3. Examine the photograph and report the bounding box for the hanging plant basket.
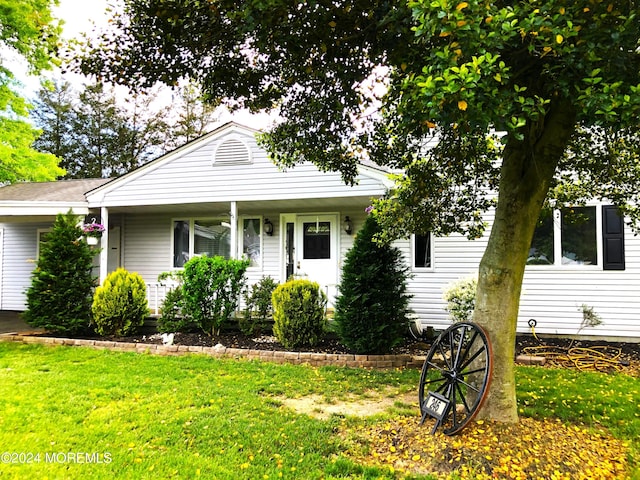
[86,236,99,245]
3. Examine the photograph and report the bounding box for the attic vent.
[213,138,252,165]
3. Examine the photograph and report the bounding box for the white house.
[1,122,638,340]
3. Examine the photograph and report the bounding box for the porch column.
[99,206,109,284]
[230,201,238,259]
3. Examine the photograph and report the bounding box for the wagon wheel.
[418,322,492,435]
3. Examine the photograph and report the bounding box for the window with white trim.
[413,233,432,269]
[241,217,262,267]
[36,228,51,259]
[172,218,232,268]
[527,205,625,269]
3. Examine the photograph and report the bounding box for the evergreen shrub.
[272,279,327,349]
[182,256,250,336]
[92,268,149,336]
[23,211,98,335]
[240,276,278,335]
[334,215,412,354]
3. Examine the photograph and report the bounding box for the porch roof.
[0,178,111,218]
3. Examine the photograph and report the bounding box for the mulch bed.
[34,328,640,375]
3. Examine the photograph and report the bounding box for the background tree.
[23,211,97,335]
[167,83,219,149]
[76,1,640,423]
[334,214,412,354]
[32,79,218,178]
[0,0,64,183]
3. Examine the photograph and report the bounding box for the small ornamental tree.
[92,268,149,336]
[334,215,412,354]
[182,256,250,336]
[24,211,97,335]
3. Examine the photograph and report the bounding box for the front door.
[293,215,339,304]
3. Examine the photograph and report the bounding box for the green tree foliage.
[182,256,250,336]
[0,0,64,183]
[77,0,640,422]
[23,211,97,334]
[32,80,172,178]
[272,279,327,350]
[92,268,149,336]
[334,215,411,354]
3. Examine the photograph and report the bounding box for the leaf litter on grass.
[340,416,629,479]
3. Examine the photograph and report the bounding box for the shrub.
[156,271,197,333]
[333,215,412,354]
[92,268,149,336]
[443,276,477,323]
[182,256,250,336]
[23,211,98,335]
[240,276,278,335]
[272,279,327,349]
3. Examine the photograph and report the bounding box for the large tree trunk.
[474,99,577,422]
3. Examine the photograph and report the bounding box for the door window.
[303,222,331,259]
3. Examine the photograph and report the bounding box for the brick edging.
[0,333,424,369]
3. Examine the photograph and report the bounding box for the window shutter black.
[602,205,625,270]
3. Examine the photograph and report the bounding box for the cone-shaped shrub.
[272,279,327,349]
[24,211,97,335]
[92,268,148,336]
[334,215,412,354]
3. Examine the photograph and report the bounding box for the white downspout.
[99,206,109,284]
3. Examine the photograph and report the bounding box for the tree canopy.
[76,0,640,422]
[0,0,65,183]
[31,79,219,178]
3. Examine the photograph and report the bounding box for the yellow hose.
[522,345,624,372]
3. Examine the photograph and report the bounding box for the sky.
[16,0,273,129]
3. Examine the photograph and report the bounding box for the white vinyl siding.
[406,212,640,339]
[0,222,50,310]
[87,129,385,208]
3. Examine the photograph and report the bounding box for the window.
[36,229,51,259]
[303,221,331,259]
[242,218,262,267]
[173,219,232,268]
[413,234,432,269]
[527,205,624,269]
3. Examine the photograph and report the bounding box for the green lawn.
[0,343,637,479]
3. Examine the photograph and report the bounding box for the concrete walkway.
[0,311,42,334]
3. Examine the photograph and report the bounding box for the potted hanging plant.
[82,222,105,245]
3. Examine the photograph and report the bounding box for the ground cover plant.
[0,343,637,479]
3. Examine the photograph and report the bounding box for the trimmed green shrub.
[182,256,250,336]
[240,276,278,335]
[156,271,197,333]
[24,211,98,335]
[443,276,477,323]
[92,268,149,336]
[272,279,327,349]
[333,215,412,354]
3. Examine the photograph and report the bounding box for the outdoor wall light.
[264,218,274,236]
[343,216,353,235]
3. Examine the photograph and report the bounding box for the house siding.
[405,215,640,339]
[0,221,48,310]
[90,129,384,208]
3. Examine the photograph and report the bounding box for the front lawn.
[0,343,637,479]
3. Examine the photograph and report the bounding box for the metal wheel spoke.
[459,345,486,371]
[454,382,472,414]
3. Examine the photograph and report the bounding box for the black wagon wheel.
[418,322,492,435]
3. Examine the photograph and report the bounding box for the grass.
[0,342,638,479]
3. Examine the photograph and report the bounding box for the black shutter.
[602,205,625,270]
